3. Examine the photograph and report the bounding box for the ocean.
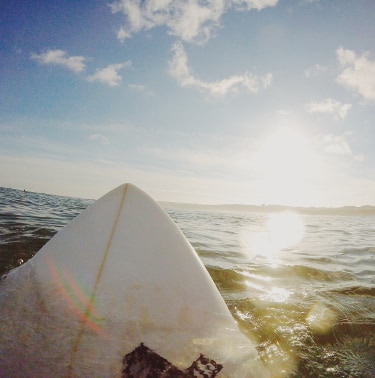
[0,186,374,377]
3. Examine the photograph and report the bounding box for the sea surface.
[0,187,374,377]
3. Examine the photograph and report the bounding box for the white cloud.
[322,133,352,155]
[110,0,278,44]
[117,26,132,43]
[31,49,87,73]
[87,61,132,87]
[168,41,272,96]
[336,48,356,66]
[306,98,352,120]
[336,47,375,101]
[31,49,132,87]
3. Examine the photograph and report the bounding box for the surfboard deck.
[0,183,268,377]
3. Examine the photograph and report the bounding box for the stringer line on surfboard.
[67,183,129,377]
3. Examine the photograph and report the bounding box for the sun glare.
[257,128,313,176]
[254,127,316,206]
[242,212,305,262]
[266,212,305,250]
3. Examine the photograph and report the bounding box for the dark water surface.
[0,187,374,377]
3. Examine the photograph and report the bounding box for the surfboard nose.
[0,183,269,377]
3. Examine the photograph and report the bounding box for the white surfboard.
[0,183,268,377]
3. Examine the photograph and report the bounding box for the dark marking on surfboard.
[122,343,223,377]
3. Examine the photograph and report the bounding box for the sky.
[1,0,375,207]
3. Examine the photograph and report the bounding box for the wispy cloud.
[31,48,131,87]
[110,0,278,44]
[116,26,132,43]
[323,133,352,155]
[336,47,375,102]
[320,132,365,162]
[300,0,321,4]
[142,145,236,173]
[304,63,327,78]
[232,0,279,9]
[31,49,87,73]
[88,134,110,144]
[305,98,352,120]
[87,61,132,87]
[168,41,272,97]
[128,83,155,96]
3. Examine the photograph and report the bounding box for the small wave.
[0,238,50,276]
[290,265,354,282]
[305,256,333,264]
[207,267,248,294]
[330,285,375,297]
[235,264,355,284]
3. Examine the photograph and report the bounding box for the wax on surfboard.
[0,183,269,377]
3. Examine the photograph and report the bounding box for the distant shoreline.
[3,186,375,216]
[160,202,375,216]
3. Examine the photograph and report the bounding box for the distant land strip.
[160,202,375,216]
[3,186,375,216]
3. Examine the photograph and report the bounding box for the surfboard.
[0,183,269,377]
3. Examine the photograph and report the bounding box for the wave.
[330,285,375,297]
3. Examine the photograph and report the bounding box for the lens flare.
[48,257,106,336]
[306,302,337,334]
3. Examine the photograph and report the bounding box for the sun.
[254,126,317,206]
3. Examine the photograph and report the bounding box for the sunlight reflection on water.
[260,287,292,303]
[241,212,305,262]
[238,212,307,376]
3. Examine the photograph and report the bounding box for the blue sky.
[1,0,375,206]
